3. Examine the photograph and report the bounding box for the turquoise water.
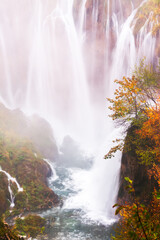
[41,166,116,240]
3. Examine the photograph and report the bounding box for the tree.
[107,62,160,239]
[112,176,160,240]
[136,105,160,165]
[105,61,160,159]
[107,60,160,126]
[107,76,146,125]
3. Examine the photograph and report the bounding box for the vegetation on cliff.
[15,215,46,238]
[107,61,160,239]
[0,214,46,239]
[0,104,59,238]
[133,0,160,36]
[0,127,59,216]
[0,218,24,240]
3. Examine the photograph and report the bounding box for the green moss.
[0,174,10,215]
[15,191,27,209]
[0,135,59,215]
[15,215,46,238]
[0,218,23,239]
[0,103,59,229]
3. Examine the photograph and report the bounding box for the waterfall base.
[41,165,117,240]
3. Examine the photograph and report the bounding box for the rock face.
[0,104,58,160]
[0,103,59,217]
[118,126,156,204]
[118,151,152,203]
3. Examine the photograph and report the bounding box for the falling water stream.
[0,167,23,208]
[0,0,157,239]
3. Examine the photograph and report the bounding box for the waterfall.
[43,158,58,182]
[0,0,157,224]
[0,167,23,208]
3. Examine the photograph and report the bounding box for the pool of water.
[41,165,116,240]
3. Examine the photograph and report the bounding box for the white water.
[64,128,122,224]
[0,0,157,224]
[44,158,58,182]
[0,166,23,208]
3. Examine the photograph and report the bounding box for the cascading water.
[44,158,58,182]
[0,0,158,238]
[0,167,23,208]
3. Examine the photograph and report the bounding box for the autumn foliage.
[108,62,160,239]
[136,106,160,164]
[107,60,160,126]
[107,76,145,123]
[135,0,160,36]
[112,171,160,240]
[105,61,160,160]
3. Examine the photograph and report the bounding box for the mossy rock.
[15,215,46,238]
[0,219,23,239]
[118,125,158,204]
[0,174,10,215]
[0,103,59,220]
